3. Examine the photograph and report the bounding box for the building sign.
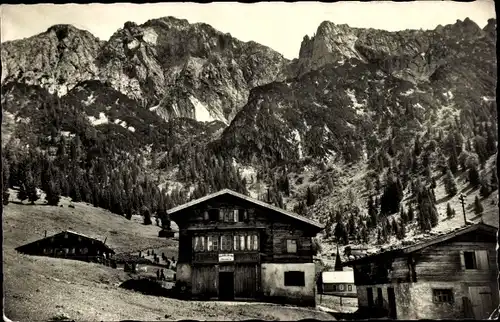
[219,253,234,262]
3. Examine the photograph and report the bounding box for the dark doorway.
[219,272,234,300]
[387,287,397,319]
[367,287,374,307]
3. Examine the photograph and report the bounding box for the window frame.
[284,271,306,287]
[464,251,477,270]
[432,288,454,304]
[286,239,298,253]
[348,284,352,291]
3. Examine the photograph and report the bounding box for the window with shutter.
[212,236,219,251]
[234,235,239,250]
[348,285,352,291]
[240,235,245,250]
[247,235,252,250]
[218,209,224,221]
[252,235,259,250]
[286,239,297,253]
[207,236,213,251]
[233,209,239,222]
[200,236,205,251]
[238,209,246,221]
[464,251,477,269]
[339,284,345,291]
[475,250,489,269]
[221,235,232,251]
[203,211,209,221]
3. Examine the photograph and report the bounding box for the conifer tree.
[474,196,484,215]
[45,181,61,206]
[444,169,458,196]
[446,203,455,219]
[490,169,498,191]
[408,204,415,222]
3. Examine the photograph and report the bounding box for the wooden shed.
[322,270,357,297]
[15,230,114,264]
[343,222,499,320]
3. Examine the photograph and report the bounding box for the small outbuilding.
[322,270,357,297]
[15,230,114,264]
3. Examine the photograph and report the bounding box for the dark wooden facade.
[16,230,115,264]
[169,189,323,306]
[343,223,499,320]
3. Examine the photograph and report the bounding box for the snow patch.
[189,95,228,125]
[88,112,108,126]
[127,39,140,50]
[128,127,135,133]
[482,96,496,102]
[346,89,366,115]
[292,129,303,159]
[142,28,158,45]
[60,131,75,138]
[149,104,160,112]
[82,94,96,106]
[443,91,454,100]
[400,88,414,97]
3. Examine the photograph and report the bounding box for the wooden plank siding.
[174,194,317,265]
[234,264,259,298]
[351,241,497,286]
[192,265,217,297]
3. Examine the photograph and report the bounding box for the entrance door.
[387,287,397,319]
[219,272,234,300]
[469,286,494,319]
[367,287,374,307]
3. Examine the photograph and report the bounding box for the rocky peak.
[293,17,489,83]
[1,24,102,96]
[483,18,496,40]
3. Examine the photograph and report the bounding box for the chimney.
[44,230,47,237]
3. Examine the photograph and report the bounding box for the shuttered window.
[207,236,214,251]
[233,235,240,250]
[252,235,259,250]
[240,235,246,250]
[460,250,489,270]
[286,239,297,253]
[221,235,232,251]
[233,209,239,222]
[238,209,247,221]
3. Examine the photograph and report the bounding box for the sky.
[0,1,496,60]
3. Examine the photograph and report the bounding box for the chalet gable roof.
[342,222,498,266]
[16,230,115,254]
[166,188,324,230]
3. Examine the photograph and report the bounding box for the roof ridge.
[167,189,324,229]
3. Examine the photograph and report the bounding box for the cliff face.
[291,18,491,85]
[1,24,104,96]
[2,17,290,124]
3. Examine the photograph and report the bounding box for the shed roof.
[322,271,355,284]
[167,188,324,230]
[16,230,115,254]
[342,222,498,266]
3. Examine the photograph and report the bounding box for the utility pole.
[458,194,467,226]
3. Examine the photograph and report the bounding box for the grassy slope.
[3,190,333,321]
